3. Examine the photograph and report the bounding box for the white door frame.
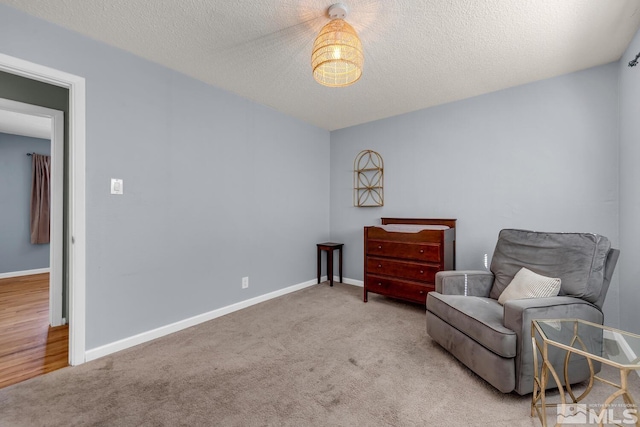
[0,99,64,327]
[0,53,86,365]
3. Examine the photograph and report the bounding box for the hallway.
[0,273,68,388]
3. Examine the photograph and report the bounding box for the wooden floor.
[0,273,68,389]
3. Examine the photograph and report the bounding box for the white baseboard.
[337,276,363,287]
[0,268,50,279]
[319,276,362,287]
[85,278,319,362]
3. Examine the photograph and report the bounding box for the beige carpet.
[0,282,637,426]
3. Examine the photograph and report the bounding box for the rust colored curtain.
[30,153,51,244]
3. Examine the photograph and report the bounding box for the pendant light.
[311,3,364,87]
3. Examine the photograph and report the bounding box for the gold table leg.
[592,369,639,427]
[532,333,568,427]
[564,326,595,404]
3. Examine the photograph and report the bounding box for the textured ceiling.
[2,0,640,131]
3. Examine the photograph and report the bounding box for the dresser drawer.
[367,240,441,263]
[366,274,434,304]
[366,257,438,283]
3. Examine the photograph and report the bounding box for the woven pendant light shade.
[311,18,363,87]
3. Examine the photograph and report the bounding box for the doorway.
[0,52,86,367]
[0,102,64,326]
[0,94,67,389]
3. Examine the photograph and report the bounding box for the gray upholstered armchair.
[426,229,619,395]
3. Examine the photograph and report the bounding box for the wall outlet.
[242,276,249,289]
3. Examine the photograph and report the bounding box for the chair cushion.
[427,293,517,358]
[497,267,561,305]
[489,229,611,304]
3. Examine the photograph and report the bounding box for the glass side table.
[531,319,640,427]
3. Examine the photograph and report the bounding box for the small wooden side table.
[317,242,343,287]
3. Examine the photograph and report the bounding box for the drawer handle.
[419,270,424,274]
[377,282,382,286]
[378,245,382,249]
[419,290,424,294]
[378,264,382,268]
[419,249,424,253]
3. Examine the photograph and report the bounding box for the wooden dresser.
[363,218,456,304]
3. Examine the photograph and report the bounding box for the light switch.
[110,178,123,195]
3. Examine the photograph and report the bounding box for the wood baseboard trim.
[0,268,50,279]
[85,278,319,362]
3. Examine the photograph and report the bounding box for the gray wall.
[330,63,621,327]
[1,2,633,349]
[0,132,51,273]
[619,29,640,334]
[0,5,330,349]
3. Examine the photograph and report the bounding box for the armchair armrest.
[435,270,494,296]
[502,296,604,395]
[503,296,603,332]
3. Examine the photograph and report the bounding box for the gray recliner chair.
[426,229,619,395]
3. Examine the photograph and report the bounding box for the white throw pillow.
[498,267,561,305]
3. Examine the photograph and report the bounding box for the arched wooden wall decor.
[354,150,384,207]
